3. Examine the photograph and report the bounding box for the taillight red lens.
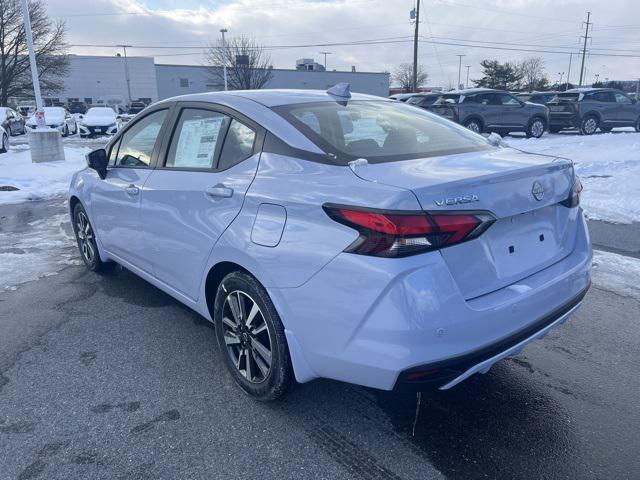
[560,177,583,208]
[324,205,495,258]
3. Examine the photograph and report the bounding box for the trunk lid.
[351,147,578,299]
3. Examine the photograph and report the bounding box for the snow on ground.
[506,130,640,224]
[0,143,91,205]
[592,250,640,299]
[0,200,81,291]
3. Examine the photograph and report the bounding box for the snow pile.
[0,145,90,205]
[592,250,640,299]
[507,132,640,224]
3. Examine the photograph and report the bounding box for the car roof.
[444,88,500,95]
[563,87,612,93]
[161,89,388,108]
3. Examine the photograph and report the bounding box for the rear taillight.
[323,205,495,258]
[561,177,583,208]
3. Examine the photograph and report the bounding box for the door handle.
[206,184,234,198]
[125,184,139,196]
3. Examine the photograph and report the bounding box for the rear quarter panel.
[203,152,422,290]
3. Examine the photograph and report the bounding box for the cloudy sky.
[47,0,640,88]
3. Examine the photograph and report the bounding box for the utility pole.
[578,11,592,87]
[412,0,420,93]
[465,65,470,88]
[558,72,565,86]
[220,29,228,91]
[456,55,466,89]
[319,51,332,70]
[565,52,573,91]
[116,45,133,104]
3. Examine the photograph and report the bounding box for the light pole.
[20,0,65,162]
[594,73,599,85]
[558,72,564,87]
[465,65,471,88]
[220,29,228,91]
[456,55,466,89]
[20,0,43,116]
[116,45,133,104]
[319,51,332,70]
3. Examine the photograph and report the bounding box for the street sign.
[35,110,46,128]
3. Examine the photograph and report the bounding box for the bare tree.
[393,63,428,92]
[206,36,273,90]
[517,57,549,91]
[0,0,69,105]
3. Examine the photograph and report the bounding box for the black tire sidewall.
[213,271,293,401]
[73,203,100,271]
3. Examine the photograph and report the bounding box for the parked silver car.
[426,88,549,138]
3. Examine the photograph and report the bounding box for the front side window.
[498,93,520,105]
[593,92,614,103]
[273,100,491,164]
[115,109,168,167]
[615,93,632,104]
[166,109,229,169]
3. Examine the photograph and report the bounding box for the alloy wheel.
[466,121,480,133]
[530,119,545,138]
[583,117,597,135]
[221,290,272,383]
[76,211,95,264]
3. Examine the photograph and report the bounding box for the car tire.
[580,115,598,135]
[464,118,482,134]
[72,203,114,273]
[62,125,69,137]
[635,117,640,133]
[213,271,294,401]
[526,117,546,138]
[0,133,8,153]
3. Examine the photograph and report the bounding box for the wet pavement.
[1,199,639,479]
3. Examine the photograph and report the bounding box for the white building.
[43,55,389,105]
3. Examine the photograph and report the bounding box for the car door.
[495,92,524,127]
[612,92,636,124]
[90,108,170,272]
[140,103,263,300]
[470,93,500,128]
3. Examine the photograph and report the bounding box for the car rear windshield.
[272,100,491,164]
[554,93,580,102]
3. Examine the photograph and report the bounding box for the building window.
[179,78,189,88]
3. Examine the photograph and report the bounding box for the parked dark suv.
[426,88,549,138]
[547,88,640,134]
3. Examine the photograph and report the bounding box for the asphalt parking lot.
[1,199,639,480]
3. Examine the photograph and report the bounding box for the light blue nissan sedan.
[69,85,592,401]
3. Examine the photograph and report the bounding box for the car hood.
[26,114,65,126]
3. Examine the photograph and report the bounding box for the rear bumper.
[270,209,592,391]
[395,284,587,390]
[549,112,579,128]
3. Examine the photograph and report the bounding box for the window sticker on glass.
[173,116,224,168]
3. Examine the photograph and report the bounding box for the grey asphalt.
[1,199,639,480]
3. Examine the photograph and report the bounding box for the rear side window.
[115,109,168,167]
[615,93,632,104]
[165,109,229,169]
[498,93,520,105]
[273,100,491,164]
[593,92,615,102]
[218,119,256,170]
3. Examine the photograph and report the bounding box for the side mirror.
[86,149,108,179]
